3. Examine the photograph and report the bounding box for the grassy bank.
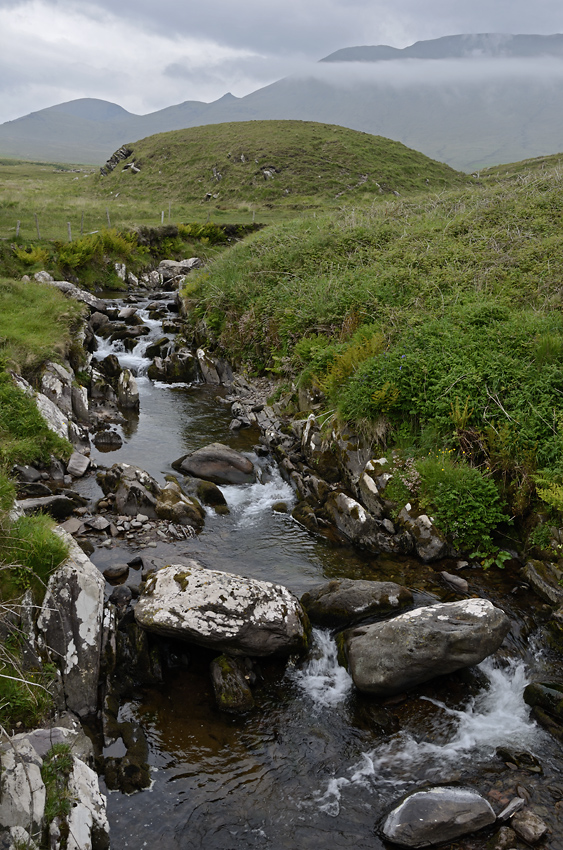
[0,278,80,730]
[185,158,563,542]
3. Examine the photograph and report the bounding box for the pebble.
[147,542,157,548]
[136,513,149,522]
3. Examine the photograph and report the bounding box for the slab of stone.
[85,515,110,532]
[343,599,511,695]
[67,451,90,478]
[135,561,310,656]
[381,786,496,847]
[301,579,412,627]
[17,495,76,520]
[174,442,255,485]
[37,530,105,716]
[0,738,45,837]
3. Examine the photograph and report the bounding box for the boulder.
[195,478,228,508]
[135,561,310,656]
[0,738,45,838]
[381,786,496,847]
[173,443,255,485]
[93,429,123,450]
[523,559,563,605]
[71,385,90,423]
[342,599,511,695]
[117,368,140,410]
[301,579,413,627]
[155,480,205,528]
[197,348,221,383]
[67,451,90,478]
[97,463,160,517]
[17,494,76,520]
[147,349,200,383]
[210,655,255,713]
[324,491,413,555]
[66,757,110,850]
[37,530,105,716]
[41,361,74,417]
[511,810,548,845]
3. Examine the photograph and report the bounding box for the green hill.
[96,120,468,210]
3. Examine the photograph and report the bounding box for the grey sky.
[1,0,563,123]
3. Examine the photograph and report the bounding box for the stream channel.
[82,291,563,849]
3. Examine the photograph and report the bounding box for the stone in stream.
[93,428,123,450]
[173,442,255,485]
[117,368,140,411]
[210,654,255,713]
[16,494,76,520]
[67,451,90,478]
[342,599,511,696]
[511,809,549,844]
[97,463,160,518]
[380,786,496,847]
[134,561,310,656]
[300,579,413,628]
[155,479,205,528]
[194,478,228,508]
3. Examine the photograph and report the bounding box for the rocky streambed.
[2,267,563,850]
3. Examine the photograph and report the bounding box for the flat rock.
[17,495,76,520]
[67,451,90,478]
[301,579,413,627]
[343,599,511,695]
[381,786,496,847]
[135,561,310,656]
[174,442,255,485]
[511,809,548,844]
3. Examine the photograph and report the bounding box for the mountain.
[2,34,563,170]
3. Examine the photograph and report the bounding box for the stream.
[84,291,563,849]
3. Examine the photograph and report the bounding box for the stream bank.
[2,270,563,850]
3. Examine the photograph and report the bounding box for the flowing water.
[86,294,563,849]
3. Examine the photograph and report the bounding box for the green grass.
[185,156,563,529]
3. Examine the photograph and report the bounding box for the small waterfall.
[317,657,541,816]
[94,303,170,377]
[220,463,296,525]
[293,629,354,709]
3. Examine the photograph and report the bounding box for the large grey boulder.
[37,530,104,716]
[41,361,74,417]
[381,786,496,847]
[301,579,412,627]
[135,561,310,656]
[155,479,205,528]
[173,442,255,485]
[0,738,44,839]
[117,368,140,410]
[343,599,511,695]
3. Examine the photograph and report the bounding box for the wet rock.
[44,279,108,313]
[97,463,160,518]
[93,428,123,450]
[37,530,104,716]
[85,515,110,532]
[71,384,90,423]
[108,585,132,610]
[103,564,129,582]
[511,809,548,844]
[66,757,110,850]
[440,571,469,593]
[98,353,122,381]
[195,478,228,508]
[381,786,496,847]
[197,348,221,383]
[292,501,319,532]
[155,480,205,528]
[324,491,413,555]
[497,798,526,821]
[145,336,171,359]
[491,825,518,849]
[397,505,449,563]
[301,579,413,628]
[173,442,255,485]
[343,599,511,696]
[496,747,542,773]
[41,361,74,416]
[524,681,563,720]
[147,349,200,383]
[210,654,255,713]
[13,463,41,483]
[17,494,76,520]
[17,481,52,498]
[523,559,563,604]
[117,368,140,410]
[135,561,310,656]
[0,737,44,837]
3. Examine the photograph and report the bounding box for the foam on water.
[317,657,540,817]
[220,463,295,526]
[292,629,354,708]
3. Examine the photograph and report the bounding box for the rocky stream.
[2,265,563,850]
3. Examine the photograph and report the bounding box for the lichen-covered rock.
[66,757,110,850]
[173,442,255,485]
[381,786,496,847]
[37,530,104,716]
[343,599,511,695]
[135,561,310,656]
[301,579,413,627]
[210,655,255,712]
[397,505,449,563]
[324,491,413,556]
[0,738,45,839]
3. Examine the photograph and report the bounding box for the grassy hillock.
[185,156,563,546]
[95,120,469,210]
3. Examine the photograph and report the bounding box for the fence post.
[106,208,111,227]
[34,213,40,240]
[161,211,164,224]
[168,201,171,222]
[81,211,84,236]
[15,221,20,237]
[67,222,72,242]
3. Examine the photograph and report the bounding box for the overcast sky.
[1,0,563,124]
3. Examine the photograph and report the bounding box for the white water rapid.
[292,628,354,708]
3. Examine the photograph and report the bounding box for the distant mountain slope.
[2,34,563,170]
[94,120,467,208]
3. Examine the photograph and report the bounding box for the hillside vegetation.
[184,155,563,536]
[95,121,469,209]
